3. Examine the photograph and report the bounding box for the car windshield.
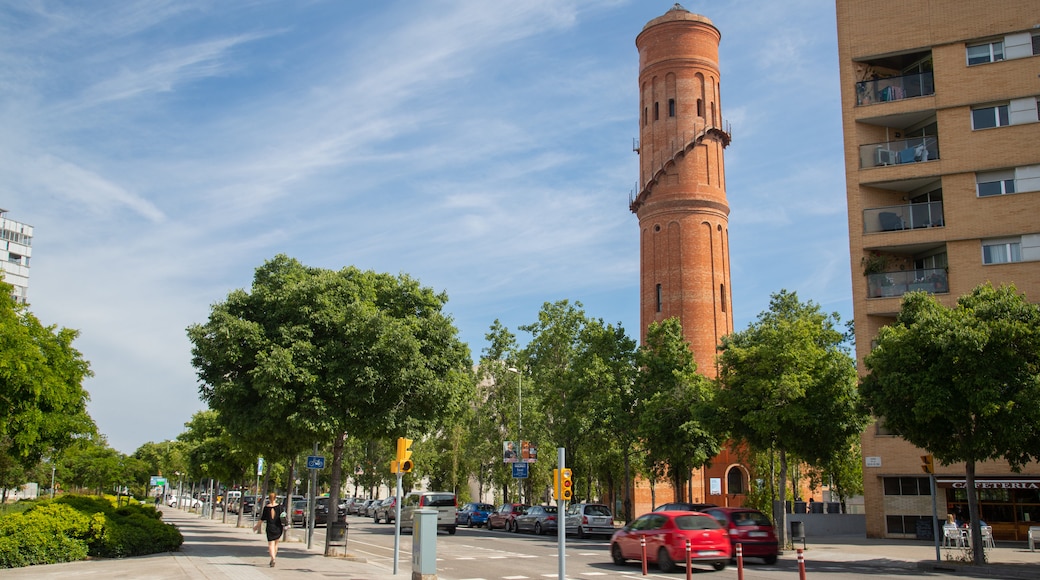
[674,515,722,530]
[732,511,772,527]
[585,505,611,516]
[478,504,494,511]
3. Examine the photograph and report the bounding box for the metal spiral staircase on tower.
[629,120,732,213]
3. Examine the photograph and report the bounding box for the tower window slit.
[656,284,662,313]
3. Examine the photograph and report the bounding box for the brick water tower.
[630,4,733,376]
[629,4,741,512]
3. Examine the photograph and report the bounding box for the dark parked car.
[565,503,616,538]
[290,500,308,527]
[653,502,717,513]
[487,503,529,532]
[515,505,558,535]
[701,507,779,564]
[611,511,730,572]
[456,502,495,527]
[312,497,346,526]
[240,495,258,515]
[374,496,397,523]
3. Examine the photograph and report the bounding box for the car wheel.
[448,526,456,535]
[535,522,543,535]
[578,526,588,539]
[466,516,473,528]
[764,554,778,565]
[373,513,380,524]
[611,543,626,565]
[511,520,519,533]
[712,561,727,571]
[657,548,675,573]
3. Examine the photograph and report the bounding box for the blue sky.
[1,0,849,454]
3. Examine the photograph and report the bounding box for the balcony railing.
[860,135,939,169]
[867,267,948,299]
[864,201,944,233]
[856,71,934,106]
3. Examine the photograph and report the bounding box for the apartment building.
[837,1,1040,541]
[0,209,32,304]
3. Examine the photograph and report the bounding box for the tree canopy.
[0,282,94,471]
[714,290,866,546]
[861,283,1040,564]
[187,255,472,543]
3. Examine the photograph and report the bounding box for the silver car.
[565,502,615,538]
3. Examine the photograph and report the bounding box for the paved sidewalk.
[4,507,1040,579]
[3,506,399,580]
[796,533,1040,579]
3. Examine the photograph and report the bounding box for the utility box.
[412,508,437,580]
[325,521,348,556]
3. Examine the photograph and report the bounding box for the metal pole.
[557,447,566,580]
[393,473,403,575]
[308,443,317,549]
[930,473,940,562]
[50,464,55,499]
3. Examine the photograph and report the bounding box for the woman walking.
[254,492,285,567]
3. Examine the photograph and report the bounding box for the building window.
[643,107,648,127]
[656,284,662,313]
[668,98,675,117]
[720,283,726,312]
[654,102,659,120]
[1033,34,1040,56]
[967,41,1004,65]
[976,170,1016,197]
[883,477,931,496]
[886,515,930,535]
[697,98,703,117]
[982,239,1022,264]
[972,104,1009,129]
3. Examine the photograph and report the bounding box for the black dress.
[260,503,285,541]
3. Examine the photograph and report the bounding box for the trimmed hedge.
[0,495,183,569]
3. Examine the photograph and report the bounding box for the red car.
[486,503,529,532]
[702,507,779,564]
[610,511,730,572]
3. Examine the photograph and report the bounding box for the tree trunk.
[965,460,984,565]
[623,450,632,522]
[777,449,789,548]
[325,432,346,556]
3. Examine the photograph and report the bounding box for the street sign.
[307,455,326,470]
[150,476,167,486]
[512,462,529,479]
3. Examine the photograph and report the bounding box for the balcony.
[867,267,948,299]
[860,135,939,169]
[856,71,934,106]
[864,201,944,234]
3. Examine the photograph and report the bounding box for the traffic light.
[396,437,414,473]
[554,468,573,501]
[921,454,934,474]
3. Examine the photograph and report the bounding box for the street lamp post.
[50,463,56,499]
[508,367,522,442]
[508,366,523,503]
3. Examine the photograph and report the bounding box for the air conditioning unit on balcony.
[875,147,896,166]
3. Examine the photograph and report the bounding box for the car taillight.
[548,515,556,522]
[582,516,589,524]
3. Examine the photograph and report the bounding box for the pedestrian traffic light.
[921,454,934,474]
[396,437,414,473]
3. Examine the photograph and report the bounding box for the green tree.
[58,434,121,494]
[714,290,866,547]
[188,255,472,547]
[0,283,94,471]
[861,283,1040,565]
[635,318,720,503]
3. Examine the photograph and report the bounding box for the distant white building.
[0,208,32,304]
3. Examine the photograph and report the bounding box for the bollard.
[797,548,806,580]
[736,543,744,580]
[685,539,692,580]
[641,535,648,575]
